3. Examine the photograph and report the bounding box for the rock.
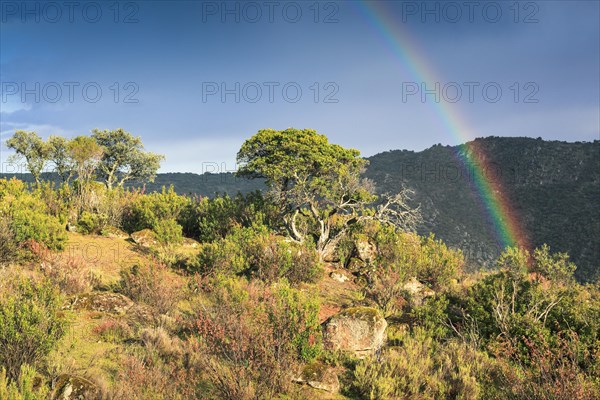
[101,226,130,239]
[53,374,99,400]
[330,270,350,283]
[131,229,158,248]
[181,237,200,248]
[322,307,387,357]
[66,223,78,233]
[293,362,340,393]
[66,292,134,315]
[345,257,366,272]
[127,303,158,325]
[402,277,435,306]
[354,238,377,264]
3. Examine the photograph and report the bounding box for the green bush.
[193,278,321,399]
[374,227,463,290]
[192,226,322,284]
[0,276,66,381]
[0,216,18,266]
[180,191,280,242]
[154,218,183,246]
[76,211,108,235]
[10,208,67,251]
[0,178,67,251]
[119,261,183,314]
[351,329,493,400]
[122,186,188,233]
[0,364,49,400]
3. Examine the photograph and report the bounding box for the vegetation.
[237,128,421,260]
[0,129,597,399]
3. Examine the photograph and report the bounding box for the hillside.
[1,131,599,399]
[365,137,600,282]
[140,137,600,281]
[2,137,598,280]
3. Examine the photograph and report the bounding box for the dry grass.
[61,232,145,286]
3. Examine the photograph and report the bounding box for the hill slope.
[2,137,598,280]
[364,137,599,281]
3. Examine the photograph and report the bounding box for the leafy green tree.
[68,136,103,184]
[236,128,420,259]
[91,128,164,189]
[6,131,48,186]
[47,135,75,184]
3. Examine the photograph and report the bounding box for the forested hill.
[2,137,598,281]
[364,137,600,282]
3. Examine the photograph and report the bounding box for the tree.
[68,136,103,184]
[91,128,164,189]
[6,131,48,186]
[47,135,75,184]
[236,128,420,259]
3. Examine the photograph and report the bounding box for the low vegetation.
[0,128,598,399]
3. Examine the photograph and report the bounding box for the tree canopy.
[237,128,420,258]
[5,128,164,189]
[91,128,164,189]
[6,131,49,186]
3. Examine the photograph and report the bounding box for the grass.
[62,232,144,286]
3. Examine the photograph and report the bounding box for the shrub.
[119,260,183,314]
[0,364,49,400]
[111,354,200,400]
[192,226,322,284]
[10,209,67,251]
[375,227,463,290]
[180,191,280,242]
[95,187,138,229]
[410,294,451,339]
[192,279,321,399]
[76,211,107,235]
[122,186,188,233]
[351,329,493,400]
[0,178,67,251]
[0,216,18,266]
[0,276,66,381]
[92,318,133,343]
[29,241,93,295]
[365,269,406,318]
[154,218,183,246]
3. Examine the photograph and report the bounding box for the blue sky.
[1,0,598,173]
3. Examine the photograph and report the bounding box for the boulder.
[345,257,366,272]
[322,307,387,357]
[181,237,200,248]
[53,374,99,400]
[354,238,377,264]
[66,223,78,233]
[66,292,133,315]
[330,270,351,283]
[131,229,158,248]
[101,226,130,239]
[293,361,340,393]
[402,277,435,306]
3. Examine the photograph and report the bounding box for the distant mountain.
[2,137,598,281]
[364,137,599,282]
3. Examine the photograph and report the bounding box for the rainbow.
[353,1,529,251]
